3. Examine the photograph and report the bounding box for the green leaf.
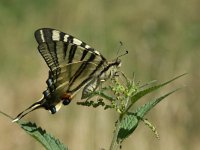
[131,73,186,104]
[136,89,179,118]
[117,88,179,142]
[117,113,139,141]
[77,98,106,108]
[139,80,157,89]
[0,111,67,150]
[18,121,67,150]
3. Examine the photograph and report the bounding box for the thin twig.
[0,110,13,120]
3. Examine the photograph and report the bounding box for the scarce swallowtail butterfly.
[13,28,121,122]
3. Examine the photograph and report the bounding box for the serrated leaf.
[0,110,68,150]
[18,121,67,150]
[117,114,139,141]
[136,89,179,118]
[131,73,186,104]
[117,88,179,142]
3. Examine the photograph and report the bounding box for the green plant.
[0,73,186,150]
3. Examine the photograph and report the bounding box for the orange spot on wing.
[60,92,72,101]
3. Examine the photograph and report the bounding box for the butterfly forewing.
[35,28,106,91]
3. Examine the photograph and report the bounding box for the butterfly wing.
[35,28,107,95]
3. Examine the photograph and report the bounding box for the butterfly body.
[13,28,121,122]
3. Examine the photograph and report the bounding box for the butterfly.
[13,28,121,122]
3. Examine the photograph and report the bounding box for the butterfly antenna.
[117,50,128,59]
[115,41,128,60]
[116,41,123,57]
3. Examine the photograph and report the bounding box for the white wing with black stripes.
[13,28,121,122]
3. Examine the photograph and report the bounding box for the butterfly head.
[112,50,129,68]
[107,50,128,78]
[115,58,122,68]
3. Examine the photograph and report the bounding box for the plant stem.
[0,110,13,120]
[109,115,122,150]
[109,95,132,150]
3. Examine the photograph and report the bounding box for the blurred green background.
[0,0,199,150]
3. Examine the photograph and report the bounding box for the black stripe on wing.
[34,28,106,71]
[70,59,105,93]
[67,53,96,89]
[68,45,77,63]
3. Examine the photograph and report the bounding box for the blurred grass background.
[0,0,199,149]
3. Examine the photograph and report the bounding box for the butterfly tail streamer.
[12,98,45,122]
